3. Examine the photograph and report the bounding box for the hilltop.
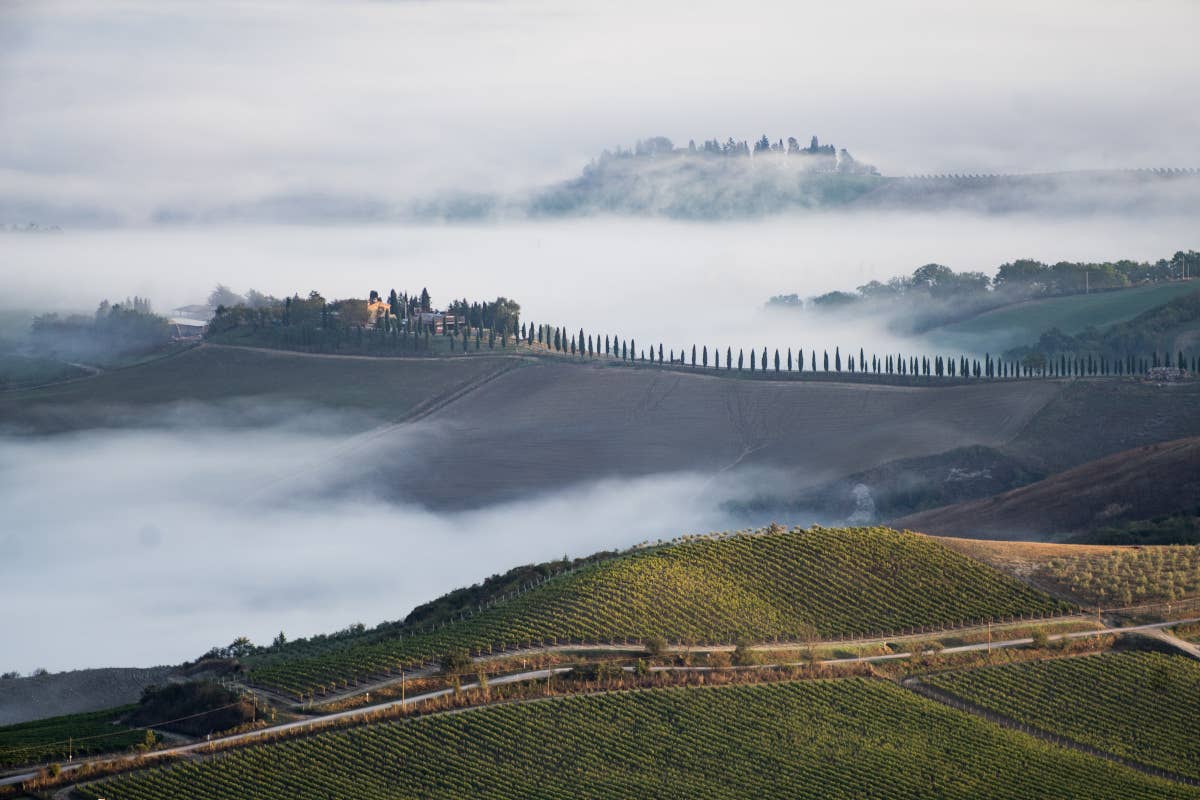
[244,527,1069,697]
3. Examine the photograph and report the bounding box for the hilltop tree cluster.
[594,134,877,175]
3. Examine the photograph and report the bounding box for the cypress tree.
[774,349,780,372]
[835,347,841,372]
[727,347,733,370]
[787,348,793,371]
[739,349,745,370]
[692,344,697,366]
[823,350,829,371]
[798,348,804,373]
[658,343,663,362]
[703,345,708,367]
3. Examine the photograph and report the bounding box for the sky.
[1,0,1198,224]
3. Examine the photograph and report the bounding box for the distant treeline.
[769,250,1200,333]
[207,280,1198,379]
[29,297,170,361]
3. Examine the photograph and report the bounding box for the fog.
[0,419,780,674]
[2,1,1198,225]
[2,213,1194,356]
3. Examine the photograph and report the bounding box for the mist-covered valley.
[0,415,780,674]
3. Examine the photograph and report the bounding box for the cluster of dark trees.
[586,134,876,176]
[612,134,840,159]
[770,250,1200,332]
[125,682,256,737]
[29,297,171,361]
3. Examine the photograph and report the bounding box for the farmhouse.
[168,317,208,339]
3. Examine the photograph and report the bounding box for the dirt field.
[0,667,174,726]
[360,361,1064,507]
[0,344,520,434]
[895,437,1200,539]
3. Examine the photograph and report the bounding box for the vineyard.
[75,679,1196,800]
[0,706,139,769]
[925,652,1200,780]
[1034,546,1200,606]
[245,527,1072,697]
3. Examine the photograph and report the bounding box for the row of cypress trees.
[515,323,1197,380]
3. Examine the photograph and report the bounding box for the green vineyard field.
[246,527,1072,697]
[0,706,139,769]
[925,652,1200,780]
[77,679,1196,800]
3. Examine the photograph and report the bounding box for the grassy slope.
[1004,380,1200,475]
[0,344,518,433]
[927,282,1199,353]
[894,437,1200,541]
[0,353,88,390]
[246,527,1070,696]
[925,652,1200,780]
[78,680,1196,800]
[0,706,139,769]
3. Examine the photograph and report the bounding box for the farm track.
[8,615,1198,791]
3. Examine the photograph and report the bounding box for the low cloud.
[0,419,776,674]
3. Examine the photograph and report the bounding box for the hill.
[363,360,1062,508]
[926,281,1199,354]
[76,679,1197,800]
[244,527,1069,697]
[0,345,518,435]
[894,438,1200,540]
[924,652,1200,781]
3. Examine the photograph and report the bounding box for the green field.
[928,282,1199,353]
[925,652,1200,780]
[246,527,1071,697]
[0,344,518,433]
[76,679,1195,800]
[0,353,89,390]
[0,706,139,769]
